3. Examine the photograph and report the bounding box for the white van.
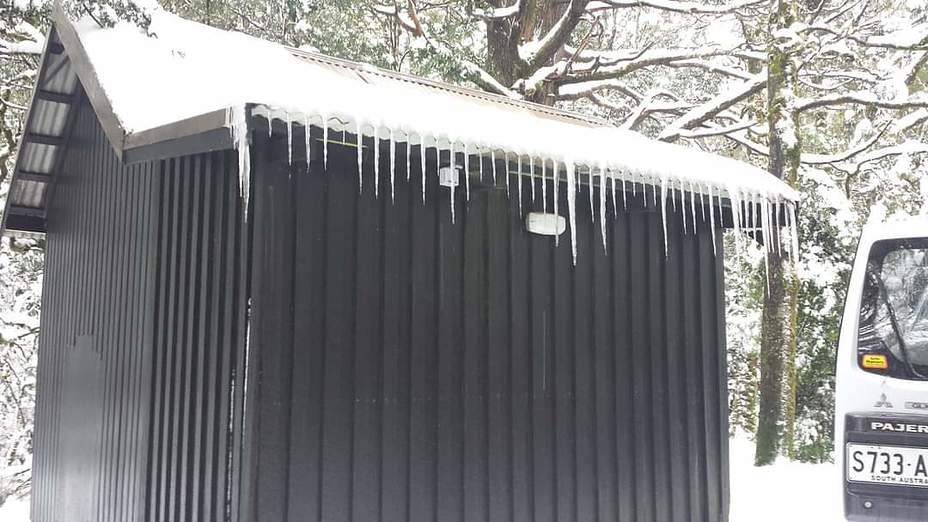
[835,219,928,520]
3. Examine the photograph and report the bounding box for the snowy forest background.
[0,0,926,510]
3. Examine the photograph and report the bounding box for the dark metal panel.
[32,96,154,522]
[247,127,731,522]
[31,96,250,522]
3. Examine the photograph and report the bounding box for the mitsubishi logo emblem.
[874,393,894,408]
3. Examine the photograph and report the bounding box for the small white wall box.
[438,166,460,188]
[525,212,566,236]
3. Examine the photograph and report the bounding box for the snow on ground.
[0,496,29,522]
[729,435,843,521]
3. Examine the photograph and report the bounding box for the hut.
[3,6,797,522]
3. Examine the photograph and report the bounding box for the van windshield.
[858,239,928,380]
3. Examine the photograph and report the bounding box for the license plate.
[847,443,928,487]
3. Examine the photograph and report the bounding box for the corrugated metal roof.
[286,48,606,129]
[2,28,79,234]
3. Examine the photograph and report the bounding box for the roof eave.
[52,4,127,158]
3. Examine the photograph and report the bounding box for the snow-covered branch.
[520,0,592,69]
[893,109,928,134]
[795,92,928,112]
[371,3,516,97]
[0,22,45,56]
[850,141,928,171]
[556,47,736,85]
[558,79,646,101]
[461,61,522,98]
[473,1,520,20]
[659,72,767,141]
[801,122,890,165]
[587,0,766,15]
[619,97,693,130]
[676,119,760,139]
[805,22,928,51]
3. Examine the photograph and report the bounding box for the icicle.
[567,161,578,264]
[373,125,380,198]
[621,168,627,211]
[599,166,607,252]
[730,186,742,252]
[466,146,471,202]
[671,178,678,213]
[406,134,411,182]
[553,160,560,246]
[774,196,782,255]
[504,152,511,199]
[421,136,427,204]
[464,142,470,196]
[652,176,658,207]
[660,176,669,255]
[717,186,725,232]
[782,200,791,258]
[681,181,688,236]
[542,158,548,213]
[450,144,456,224]
[530,156,536,203]
[478,150,484,183]
[268,110,273,137]
[356,120,364,193]
[690,182,697,234]
[761,195,771,291]
[303,115,311,175]
[323,114,329,171]
[587,166,594,223]
[699,183,706,222]
[286,113,293,167]
[608,167,617,219]
[517,155,524,218]
[491,150,497,186]
[764,196,773,254]
[631,171,637,198]
[708,184,717,256]
[390,129,396,202]
[231,105,251,217]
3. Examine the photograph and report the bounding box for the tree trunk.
[486,1,522,87]
[756,0,801,466]
[485,0,568,104]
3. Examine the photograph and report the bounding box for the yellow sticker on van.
[862,354,888,370]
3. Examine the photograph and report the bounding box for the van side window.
[857,239,928,380]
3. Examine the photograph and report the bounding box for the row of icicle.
[230,107,798,270]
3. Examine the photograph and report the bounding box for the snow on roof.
[69,8,798,261]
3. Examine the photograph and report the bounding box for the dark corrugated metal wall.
[31,97,250,522]
[145,147,251,522]
[33,96,159,522]
[247,129,730,522]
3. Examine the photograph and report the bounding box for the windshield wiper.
[874,272,928,379]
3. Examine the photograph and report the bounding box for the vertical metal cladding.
[145,145,251,522]
[246,129,730,522]
[31,97,249,522]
